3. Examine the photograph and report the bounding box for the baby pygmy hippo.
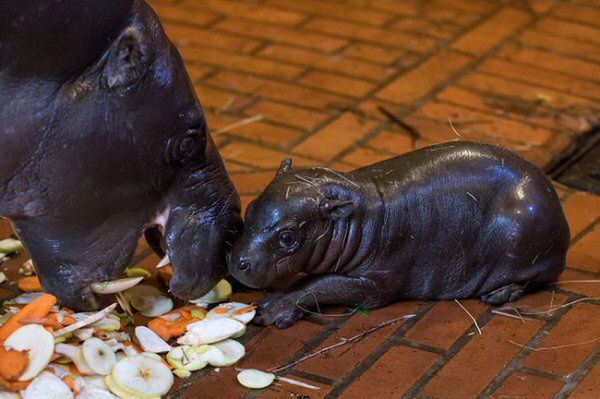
[228,141,570,328]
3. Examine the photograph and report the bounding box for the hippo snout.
[228,250,274,290]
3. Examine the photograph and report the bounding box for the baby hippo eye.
[278,230,297,249]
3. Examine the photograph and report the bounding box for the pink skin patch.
[152,205,171,231]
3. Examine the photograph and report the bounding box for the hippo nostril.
[239,260,252,271]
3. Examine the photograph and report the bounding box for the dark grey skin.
[0,0,242,310]
[229,141,570,328]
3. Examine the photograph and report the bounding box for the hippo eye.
[278,230,297,249]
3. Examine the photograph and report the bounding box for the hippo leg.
[255,275,389,328]
[481,282,527,305]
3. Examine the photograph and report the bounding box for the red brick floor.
[3,0,600,397]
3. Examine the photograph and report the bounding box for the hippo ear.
[320,198,354,220]
[103,27,146,90]
[276,157,293,176]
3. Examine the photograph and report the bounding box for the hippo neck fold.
[304,176,378,275]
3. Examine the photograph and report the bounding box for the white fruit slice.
[155,254,170,269]
[82,375,109,391]
[73,348,95,375]
[189,279,232,305]
[82,338,117,375]
[0,391,21,399]
[168,345,209,371]
[74,328,95,341]
[23,371,73,399]
[54,304,117,338]
[0,238,23,254]
[76,387,118,399]
[105,375,158,399]
[91,314,121,332]
[55,343,78,360]
[210,339,245,366]
[91,277,144,294]
[237,369,275,389]
[177,318,245,346]
[130,294,173,318]
[134,326,171,353]
[12,292,45,304]
[112,355,173,397]
[4,324,54,381]
[207,302,256,324]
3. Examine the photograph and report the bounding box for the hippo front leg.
[255,275,390,328]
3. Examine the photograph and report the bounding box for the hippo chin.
[0,0,242,310]
[229,141,569,328]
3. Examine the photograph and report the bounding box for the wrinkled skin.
[229,142,570,328]
[0,0,241,310]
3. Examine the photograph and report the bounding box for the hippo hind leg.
[481,282,527,305]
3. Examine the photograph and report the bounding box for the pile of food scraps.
[0,244,283,399]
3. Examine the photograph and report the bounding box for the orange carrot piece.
[147,318,171,341]
[63,375,77,394]
[0,294,57,340]
[69,364,82,376]
[0,346,28,381]
[0,375,30,391]
[17,275,43,292]
[18,317,62,329]
[157,265,173,284]
[179,309,192,319]
[234,305,257,315]
[214,307,231,314]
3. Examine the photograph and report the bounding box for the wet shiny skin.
[229,142,570,328]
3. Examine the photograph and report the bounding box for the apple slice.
[105,374,158,399]
[125,285,173,317]
[4,324,54,381]
[111,355,173,397]
[177,318,245,346]
[0,238,23,254]
[166,345,209,372]
[91,277,144,295]
[73,348,95,375]
[23,371,73,399]
[189,279,232,305]
[82,338,117,375]
[134,326,171,353]
[210,339,245,366]
[207,302,256,324]
[237,369,275,389]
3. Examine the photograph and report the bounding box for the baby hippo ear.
[103,27,146,90]
[277,157,293,175]
[320,198,355,220]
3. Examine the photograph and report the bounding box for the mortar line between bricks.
[568,215,600,247]
[328,1,568,166]
[284,2,507,156]
[322,301,438,398]
[399,310,497,399]
[529,21,600,48]
[514,38,600,65]
[476,291,578,398]
[553,346,600,399]
[194,0,503,155]
[516,366,569,382]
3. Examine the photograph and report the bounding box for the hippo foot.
[254,293,305,329]
[481,282,526,305]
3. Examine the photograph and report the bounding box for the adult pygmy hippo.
[0,0,241,310]
[229,141,570,328]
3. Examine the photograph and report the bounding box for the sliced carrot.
[214,307,231,314]
[147,318,171,341]
[69,363,82,376]
[0,375,30,391]
[0,293,57,340]
[18,317,62,329]
[17,275,43,292]
[0,346,28,381]
[179,309,192,319]
[157,265,173,285]
[234,305,257,315]
[47,312,75,326]
[63,375,77,394]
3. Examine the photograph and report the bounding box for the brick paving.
[2,0,600,397]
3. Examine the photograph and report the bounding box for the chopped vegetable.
[110,355,173,397]
[22,371,73,399]
[0,239,23,254]
[156,254,170,269]
[53,303,117,338]
[82,338,117,375]
[207,302,257,324]
[209,339,245,366]
[156,265,173,285]
[124,267,151,279]
[91,277,144,294]
[4,324,54,381]
[189,279,232,305]
[237,369,275,389]
[147,306,206,341]
[0,346,28,381]
[134,326,171,353]
[17,275,43,292]
[0,293,57,340]
[177,318,245,346]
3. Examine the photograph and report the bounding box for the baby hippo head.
[229,158,358,289]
